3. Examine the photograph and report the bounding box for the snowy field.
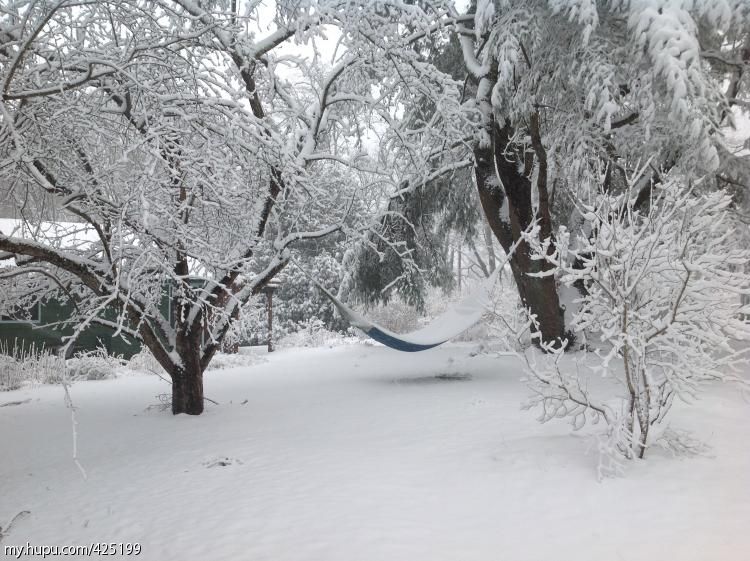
[1,344,749,561]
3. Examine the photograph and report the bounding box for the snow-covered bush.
[65,348,125,382]
[0,341,64,389]
[523,175,750,464]
[0,355,23,391]
[278,319,361,349]
[126,348,166,376]
[127,346,267,376]
[205,352,267,371]
[0,342,184,389]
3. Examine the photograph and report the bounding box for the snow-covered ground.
[1,344,748,561]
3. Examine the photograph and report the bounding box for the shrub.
[0,340,63,389]
[523,178,750,468]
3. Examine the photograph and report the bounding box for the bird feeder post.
[263,281,281,352]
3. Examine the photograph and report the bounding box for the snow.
[473,0,495,39]
[459,34,489,78]
[2,344,749,561]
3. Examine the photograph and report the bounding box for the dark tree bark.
[171,361,205,415]
[473,119,566,347]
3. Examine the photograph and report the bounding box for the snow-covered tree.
[0,0,406,414]
[343,31,487,310]
[349,0,750,346]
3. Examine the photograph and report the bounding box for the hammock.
[298,264,498,352]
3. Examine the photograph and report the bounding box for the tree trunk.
[171,353,204,415]
[171,326,205,415]
[637,423,649,459]
[457,244,462,291]
[473,121,566,346]
[483,222,496,273]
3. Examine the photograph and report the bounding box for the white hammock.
[301,265,499,352]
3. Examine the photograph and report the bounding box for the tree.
[346,167,483,311]
[344,31,491,311]
[461,0,750,343]
[352,0,750,347]
[0,0,400,414]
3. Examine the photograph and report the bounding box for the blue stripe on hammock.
[364,327,445,352]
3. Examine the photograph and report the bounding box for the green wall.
[0,293,169,359]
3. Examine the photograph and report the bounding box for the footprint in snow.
[203,457,243,468]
